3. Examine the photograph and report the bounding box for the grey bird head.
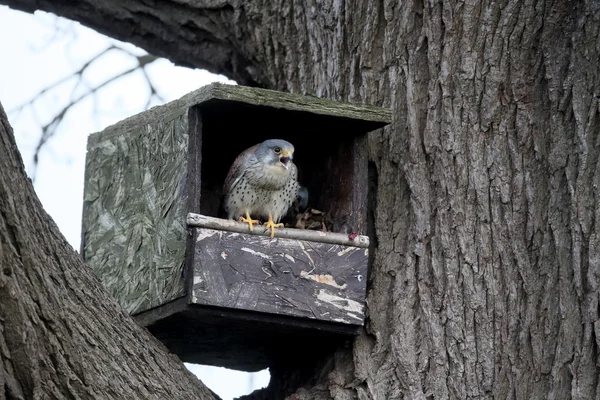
[254,139,295,170]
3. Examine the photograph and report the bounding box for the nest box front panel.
[82,110,190,315]
[190,228,368,326]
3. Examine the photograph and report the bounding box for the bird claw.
[263,213,284,238]
[240,212,260,232]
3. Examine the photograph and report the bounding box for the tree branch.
[1,0,262,86]
[0,100,217,399]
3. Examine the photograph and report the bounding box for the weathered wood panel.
[191,227,368,326]
[317,135,369,234]
[82,109,190,314]
[196,83,392,124]
[143,305,357,372]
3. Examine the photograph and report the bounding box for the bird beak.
[279,150,292,169]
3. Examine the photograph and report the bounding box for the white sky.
[0,6,269,399]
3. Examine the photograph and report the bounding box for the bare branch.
[8,45,120,115]
[8,43,162,181]
[140,67,166,108]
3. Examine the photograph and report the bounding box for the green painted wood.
[82,110,190,314]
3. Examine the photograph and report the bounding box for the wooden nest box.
[82,83,391,371]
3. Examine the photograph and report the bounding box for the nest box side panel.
[316,134,368,235]
[82,111,190,315]
[191,228,368,327]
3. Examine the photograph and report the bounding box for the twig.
[8,43,162,181]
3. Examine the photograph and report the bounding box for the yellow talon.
[240,211,259,232]
[263,213,284,238]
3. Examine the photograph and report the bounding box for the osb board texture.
[192,228,368,325]
[82,110,189,315]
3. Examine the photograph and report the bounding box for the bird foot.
[240,212,260,232]
[263,213,284,238]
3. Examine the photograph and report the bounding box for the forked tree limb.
[0,101,216,399]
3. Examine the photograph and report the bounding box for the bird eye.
[273,147,282,154]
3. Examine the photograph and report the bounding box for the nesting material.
[291,208,334,232]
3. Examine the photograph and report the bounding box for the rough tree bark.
[3,0,600,399]
[0,103,217,398]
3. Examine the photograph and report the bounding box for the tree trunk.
[2,0,600,399]
[0,103,217,399]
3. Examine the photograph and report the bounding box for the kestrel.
[221,139,301,237]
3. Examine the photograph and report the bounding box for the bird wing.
[222,144,258,194]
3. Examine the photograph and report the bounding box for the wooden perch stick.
[186,213,370,248]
